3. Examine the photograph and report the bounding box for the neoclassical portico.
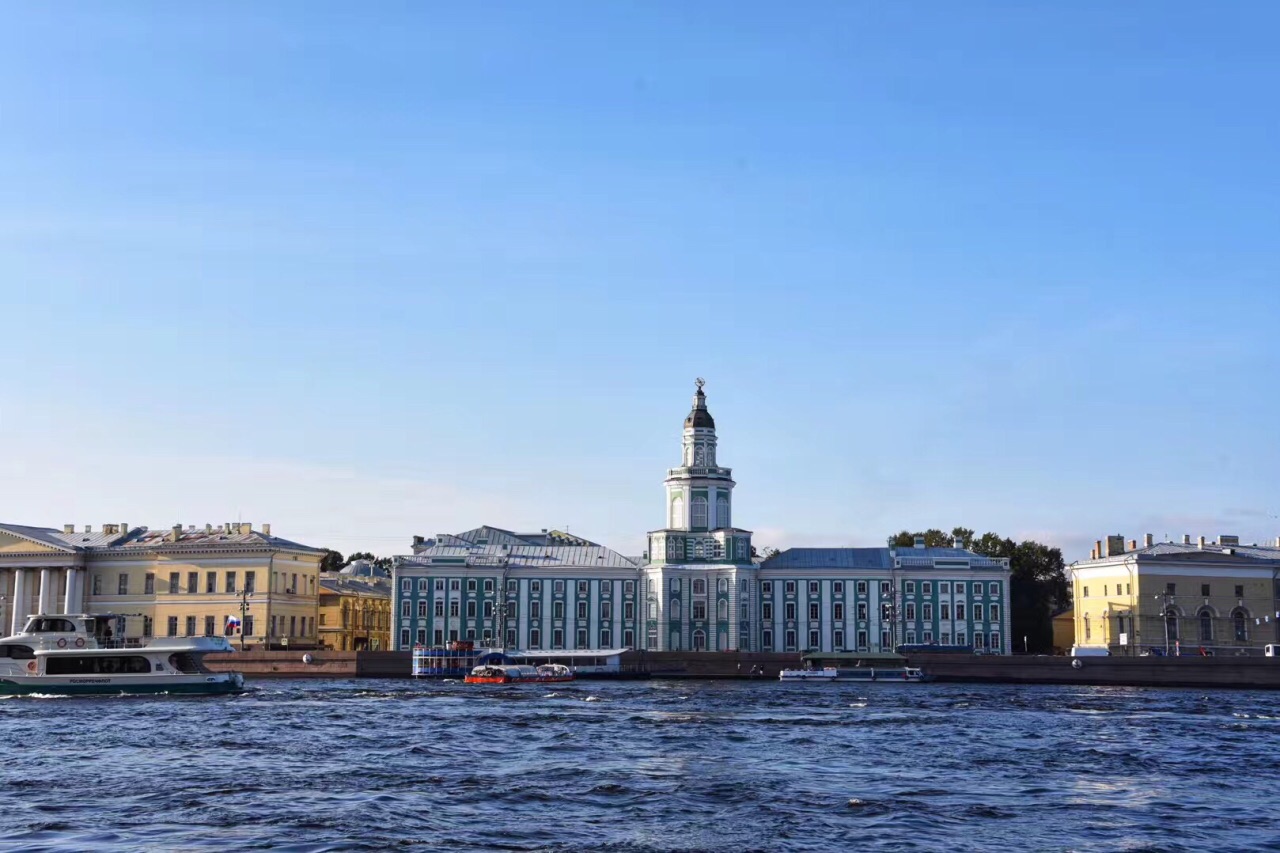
[0,525,90,633]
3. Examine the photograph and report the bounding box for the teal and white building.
[393,381,1013,655]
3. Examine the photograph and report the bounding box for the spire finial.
[695,377,705,392]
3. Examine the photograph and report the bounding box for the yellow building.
[1051,607,1074,654]
[1070,533,1280,656]
[318,567,391,651]
[0,522,325,649]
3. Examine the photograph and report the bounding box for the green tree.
[319,549,345,573]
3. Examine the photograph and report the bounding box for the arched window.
[691,496,708,529]
[670,598,679,616]
[716,495,729,529]
[669,495,684,528]
[1233,609,1249,642]
[717,578,728,594]
[1165,608,1180,641]
[717,600,728,620]
[692,629,706,651]
[1198,609,1213,642]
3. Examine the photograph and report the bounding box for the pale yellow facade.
[318,575,391,651]
[1071,535,1280,655]
[0,522,325,649]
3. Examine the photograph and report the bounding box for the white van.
[1265,644,1280,658]
[1070,646,1111,657]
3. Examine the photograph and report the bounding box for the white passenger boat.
[0,614,245,696]
[778,665,929,683]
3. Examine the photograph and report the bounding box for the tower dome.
[684,378,715,429]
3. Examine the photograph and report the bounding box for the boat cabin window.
[25,618,78,634]
[45,655,151,675]
[0,644,35,659]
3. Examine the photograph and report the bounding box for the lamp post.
[238,589,253,651]
[1155,591,1174,656]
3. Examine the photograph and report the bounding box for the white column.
[38,568,56,614]
[64,569,77,615]
[11,570,29,634]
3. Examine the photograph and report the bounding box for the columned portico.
[10,569,29,635]
[38,568,57,615]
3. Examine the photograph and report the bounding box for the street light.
[237,589,253,651]
[1155,591,1175,656]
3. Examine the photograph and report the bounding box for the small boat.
[779,665,930,683]
[464,663,575,684]
[0,613,245,696]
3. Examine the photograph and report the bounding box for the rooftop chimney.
[262,523,271,536]
[1095,539,1103,558]
[1127,539,1137,551]
[914,535,926,549]
[239,522,252,535]
[1090,546,1097,559]
[953,536,963,549]
[1183,534,1192,545]
[170,524,182,542]
[1219,535,1240,546]
[84,525,92,533]
[1144,533,1154,548]
[1198,535,1206,549]
[205,524,213,534]
[63,524,74,534]
[121,522,129,537]
[1106,535,1125,557]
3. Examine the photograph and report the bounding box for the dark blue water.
[3,679,1279,852]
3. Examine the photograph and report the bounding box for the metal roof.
[401,543,640,570]
[763,546,1008,571]
[0,523,323,554]
[1082,542,1280,566]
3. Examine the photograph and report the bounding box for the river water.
[3,678,1279,851]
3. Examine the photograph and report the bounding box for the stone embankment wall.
[204,649,1280,689]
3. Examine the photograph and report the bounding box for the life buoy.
[26,661,35,672]
[56,638,67,649]
[74,638,85,649]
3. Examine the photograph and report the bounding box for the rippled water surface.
[4,678,1280,851]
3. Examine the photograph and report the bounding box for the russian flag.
[225,615,241,636]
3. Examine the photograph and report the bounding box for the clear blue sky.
[2,3,1278,562]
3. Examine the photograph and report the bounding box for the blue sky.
[2,3,1278,561]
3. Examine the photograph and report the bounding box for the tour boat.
[0,614,245,696]
[464,663,575,684]
[778,665,930,683]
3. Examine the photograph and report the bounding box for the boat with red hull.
[464,663,574,684]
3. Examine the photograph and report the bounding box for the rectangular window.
[185,616,196,637]
[576,628,587,649]
[762,602,773,620]
[531,580,541,595]
[974,631,985,649]
[856,581,867,595]
[940,582,950,594]
[506,629,517,647]
[226,572,236,594]
[856,602,867,620]
[881,630,891,650]
[785,602,796,620]
[833,581,844,596]
[623,602,634,620]
[400,629,410,648]
[436,579,445,591]
[693,601,707,620]
[906,630,916,645]
[923,603,932,621]
[834,603,844,621]
[880,581,891,595]
[881,603,892,621]
[785,581,796,595]
[624,580,635,595]
[483,579,494,593]
[808,603,819,621]
[435,600,444,617]
[740,579,748,592]
[530,601,541,619]
[762,629,773,650]
[1236,585,1245,598]
[416,629,427,646]
[167,616,178,637]
[244,615,254,637]
[1103,585,1108,596]
[577,601,588,620]
[808,581,819,595]
[955,583,965,595]
[206,572,216,594]
[856,629,867,649]
[941,632,950,644]
[990,604,1000,621]
[433,629,444,646]
[530,628,541,648]
[450,579,460,591]
[553,601,564,619]
[187,572,198,594]
[600,602,612,621]
[1201,584,1211,597]
[989,583,999,596]
[905,581,915,595]
[417,601,428,618]
[555,580,566,594]
[401,578,412,594]
[466,579,477,592]
[245,572,256,594]
[169,572,179,594]
[956,603,965,620]
[204,615,215,636]
[808,629,819,648]
[956,631,966,645]
[785,630,797,650]
[577,581,588,596]
[1166,582,1176,595]
[923,630,933,643]
[418,579,428,593]
[401,600,411,618]
[974,604,984,621]
[833,629,844,649]
[922,582,932,595]
[117,573,128,595]
[466,601,476,618]
[552,628,564,648]
[601,630,612,647]
[990,633,1001,652]
[483,601,493,618]
[905,603,916,621]
[507,579,518,593]
[290,616,297,636]
[143,573,155,595]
